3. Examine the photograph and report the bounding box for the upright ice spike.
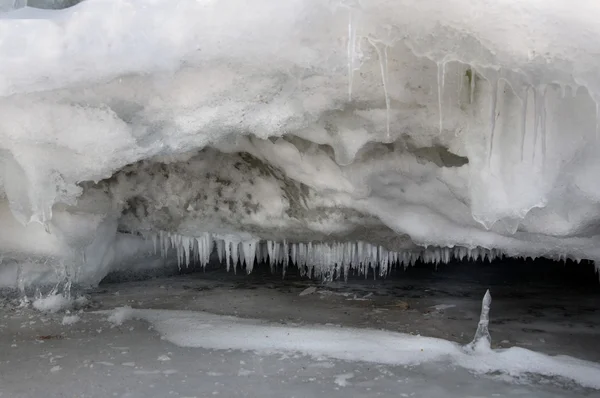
[467,290,492,352]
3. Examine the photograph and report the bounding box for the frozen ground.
[1,261,599,397]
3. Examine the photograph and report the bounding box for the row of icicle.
[146,231,505,281]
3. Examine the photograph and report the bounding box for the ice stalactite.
[469,68,476,105]
[145,232,506,281]
[437,61,446,134]
[368,38,391,139]
[520,86,529,161]
[530,85,548,164]
[534,85,548,165]
[488,77,499,166]
[595,99,600,142]
[347,9,357,102]
[467,289,492,352]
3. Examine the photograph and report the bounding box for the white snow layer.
[104,307,600,390]
[1,0,600,285]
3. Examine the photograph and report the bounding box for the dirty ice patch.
[100,307,600,390]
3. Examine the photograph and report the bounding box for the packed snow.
[100,304,600,390]
[0,0,599,286]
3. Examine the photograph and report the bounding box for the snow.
[334,372,354,387]
[32,293,72,313]
[100,305,600,390]
[0,1,599,284]
[61,314,80,325]
[1,269,599,397]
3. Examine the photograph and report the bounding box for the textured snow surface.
[103,307,600,389]
[1,0,600,284]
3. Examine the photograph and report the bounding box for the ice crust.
[1,0,600,285]
[103,306,600,390]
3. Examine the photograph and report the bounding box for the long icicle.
[539,85,547,168]
[437,61,446,134]
[369,38,391,140]
[488,77,499,167]
[520,86,529,161]
[347,9,357,101]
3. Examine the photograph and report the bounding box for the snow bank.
[1,0,600,284]
[103,307,600,390]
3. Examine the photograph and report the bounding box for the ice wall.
[0,0,599,286]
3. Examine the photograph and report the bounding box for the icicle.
[231,241,239,274]
[291,243,297,267]
[559,84,567,99]
[282,240,289,277]
[379,45,390,139]
[469,68,476,104]
[596,99,600,142]
[347,9,357,101]
[532,87,541,162]
[183,236,191,267]
[242,241,257,274]
[539,85,547,165]
[216,239,225,264]
[225,239,232,272]
[267,240,276,272]
[488,77,499,166]
[520,86,529,161]
[437,61,446,134]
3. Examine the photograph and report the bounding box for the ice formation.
[144,230,503,281]
[103,306,600,389]
[1,0,600,286]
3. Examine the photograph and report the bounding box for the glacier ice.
[0,0,600,286]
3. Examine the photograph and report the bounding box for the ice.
[0,0,600,285]
[101,306,600,390]
[61,314,80,325]
[32,292,72,313]
[467,290,492,352]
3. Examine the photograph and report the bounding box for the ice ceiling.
[1,0,600,287]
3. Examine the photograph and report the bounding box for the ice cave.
[1,1,600,397]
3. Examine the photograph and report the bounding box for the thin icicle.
[488,77,499,166]
[369,39,391,139]
[437,61,446,134]
[216,240,224,264]
[596,99,600,142]
[532,87,540,162]
[347,9,357,101]
[538,85,548,166]
[520,87,529,161]
[469,68,476,104]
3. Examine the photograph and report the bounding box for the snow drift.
[1,0,600,286]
